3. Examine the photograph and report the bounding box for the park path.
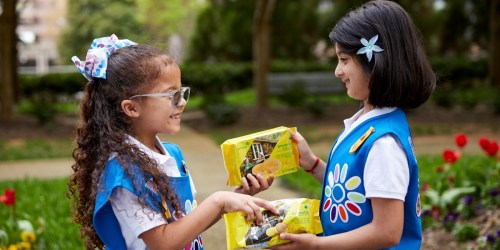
[0,125,301,249]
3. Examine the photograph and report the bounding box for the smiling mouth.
[170,113,182,119]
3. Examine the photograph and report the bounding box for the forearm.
[143,191,226,250]
[316,223,400,250]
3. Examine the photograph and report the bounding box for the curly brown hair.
[68,45,182,249]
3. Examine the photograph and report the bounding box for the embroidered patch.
[416,194,421,217]
[349,126,375,153]
[322,163,365,223]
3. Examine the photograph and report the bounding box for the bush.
[204,102,241,125]
[453,224,479,242]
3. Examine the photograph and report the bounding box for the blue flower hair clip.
[356,35,383,62]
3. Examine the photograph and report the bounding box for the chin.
[165,125,181,135]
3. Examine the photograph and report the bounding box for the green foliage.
[0,179,85,249]
[203,102,241,125]
[0,138,74,161]
[136,0,206,45]
[18,73,83,124]
[280,169,322,200]
[187,0,254,62]
[453,224,479,242]
[180,62,253,94]
[432,57,488,85]
[19,92,58,125]
[58,0,151,63]
[305,97,330,118]
[270,60,333,72]
[19,73,84,96]
[277,82,308,107]
[187,1,326,62]
[424,187,476,211]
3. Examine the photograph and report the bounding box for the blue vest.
[93,142,203,250]
[320,108,422,249]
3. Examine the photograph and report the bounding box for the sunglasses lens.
[173,88,190,106]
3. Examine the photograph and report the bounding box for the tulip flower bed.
[0,178,84,249]
[418,133,499,248]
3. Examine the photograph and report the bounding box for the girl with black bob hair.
[330,0,436,109]
[276,1,436,249]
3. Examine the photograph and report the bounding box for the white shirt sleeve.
[110,187,167,248]
[364,134,409,201]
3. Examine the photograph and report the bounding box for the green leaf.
[441,187,476,205]
[424,189,440,204]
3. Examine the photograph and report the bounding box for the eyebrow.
[159,85,181,93]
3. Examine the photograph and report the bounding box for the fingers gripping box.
[224,198,323,249]
[221,126,300,186]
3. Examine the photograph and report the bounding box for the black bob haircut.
[329,0,436,109]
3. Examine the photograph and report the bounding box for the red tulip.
[479,137,491,152]
[486,141,499,156]
[442,149,459,164]
[455,133,467,148]
[420,183,429,191]
[479,138,499,157]
[0,189,15,206]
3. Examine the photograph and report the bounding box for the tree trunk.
[490,0,500,87]
[253,0,275,110]
[0,0,18,120]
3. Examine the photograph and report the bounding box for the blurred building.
[17,0,67,74]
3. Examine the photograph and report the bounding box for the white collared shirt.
[109,135,196,249]
[332,107,410,201]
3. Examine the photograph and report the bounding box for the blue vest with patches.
[320,108,422,249]
[93,142,203,250]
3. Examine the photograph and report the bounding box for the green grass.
[0,178,85,249]
[0,139,75,161]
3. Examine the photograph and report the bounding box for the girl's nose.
[334,64,342,78]
[177,97,187,108]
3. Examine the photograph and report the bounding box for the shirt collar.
[345,107,397,131]
[126,135,172,165]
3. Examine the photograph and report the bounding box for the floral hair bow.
[71,34,137,81]
[356,35,383,62]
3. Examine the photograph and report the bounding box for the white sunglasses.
[129,87,190,107]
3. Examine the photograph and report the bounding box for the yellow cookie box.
[224,198,323,250]
[221,126,300,186]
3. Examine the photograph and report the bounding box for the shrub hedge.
[18,57,489,98]
[17,57,494,124]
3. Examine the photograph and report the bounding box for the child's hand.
[234,173,274,196]
[216,191,278,224]
[289,130,316,169]
[268,233,319,249]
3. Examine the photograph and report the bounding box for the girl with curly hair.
[69,34,277,250]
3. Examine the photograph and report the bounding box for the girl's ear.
[121,99,141,118]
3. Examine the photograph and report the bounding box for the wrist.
[305,157,320,174]
[211,191,226,212]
